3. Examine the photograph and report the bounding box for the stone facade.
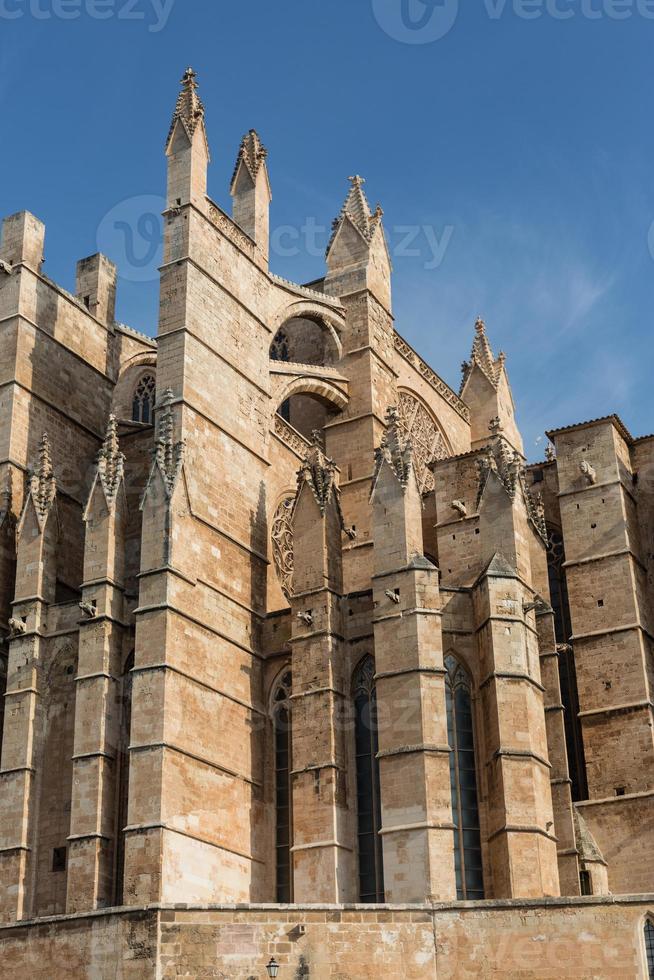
[0,68,653,976]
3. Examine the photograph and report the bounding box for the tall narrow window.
[445,654,484,900]
[272,670,293,903]
[353,655,384,903]
[114,652,134,906]
[645,919,654,979]
[132,374,156,425]
[547,525,588,801]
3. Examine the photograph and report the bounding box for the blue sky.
[1,0,653,457]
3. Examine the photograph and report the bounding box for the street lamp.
[266,958,280,978]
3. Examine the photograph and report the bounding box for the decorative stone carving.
[8,617,26,637]
[297,432,338,515]
[394,333,470,423]
[461,317,506,393]
[207,201,256,257]
[545,444,556,463]
[273,415,311,460]
[166,67,205,151]
[231,129,268,189]
[96,415,125,508]
[373,406,414,492]
[141,389,185,507]
[451,500,468,518]
[476,439,547,541]
[580,461,597,485]
[78,600,97,619]
[270,330,289,362]
[271,496,295,601]
[326,175,383,256]
[396,391,448,494]
[25,433,56,530]
[353,654,376,699]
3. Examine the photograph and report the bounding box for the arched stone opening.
[275,378,347,443]
[270,315,341,368]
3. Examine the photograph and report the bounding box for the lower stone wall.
[0,907,157,979]
[0,896,652,979]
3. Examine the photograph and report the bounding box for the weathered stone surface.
[0,66,652,976]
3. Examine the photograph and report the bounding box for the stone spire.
[97,415,125,507]
[31,434,56,521]
[373,406,414,492]
[297,431,338,515]
[229,127,272,258]
[26,433,57,529]
[326,175,384,256]
[230,130,268,192]
[476,438,547,541]
[460,317,505,393]
[165,67,206,152]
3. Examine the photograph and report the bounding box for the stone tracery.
[396,390,449,493]
[271,497,295,601]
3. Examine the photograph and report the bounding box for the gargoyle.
[8,617,26,636]
[580,460,597,486]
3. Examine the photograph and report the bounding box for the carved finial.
[148,389,185,499]
[545,444,556,463]
[230,129,269,192]
[476,440,547,541]
[489,416,503,435]
[29,433,56,525]
[373,406,414,492]
[298,433,337,515]
[327,173,383,256]
[166,66,206,151]
[461,317,504,393]
[97,415,125,507]
[310,429,324,450]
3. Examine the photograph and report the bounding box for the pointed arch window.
[353,655,384,903]
[272,669,293,902]
[645,919,654,979]
[445,655,484,900]
[132,374,156,425]
[114,651,134,905]
[546,525,588,801]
